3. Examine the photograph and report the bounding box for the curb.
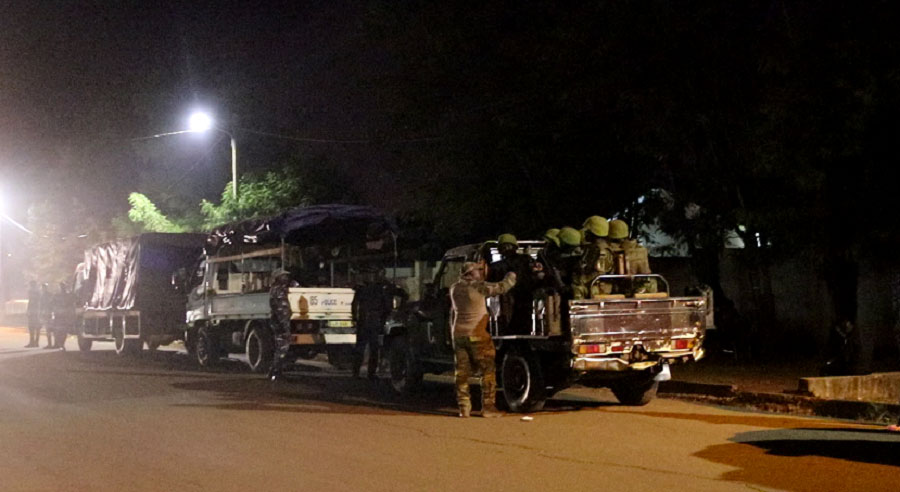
[660,380,900,424]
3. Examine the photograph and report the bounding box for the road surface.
[1,326,898,492]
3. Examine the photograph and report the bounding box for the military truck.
[383,241,708,411]
[73,233,206,354]
[184,204,396,372]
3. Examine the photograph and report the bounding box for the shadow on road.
[694,427,900,492]
[2,348,618,418]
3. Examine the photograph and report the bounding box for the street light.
[188,111,238,200]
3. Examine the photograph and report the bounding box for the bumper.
[290,333,356,345]
[571,346,705,372]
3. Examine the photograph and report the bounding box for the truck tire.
[611,378,659,406]
[501,349,546,413]
[77,335,92,352]
[327,346,353,370]
[246,325,274,373]
[114,328,141,356]
[146,339,161,351]
[389,336,422,394]
[184,328,197,356]
[195,326,220,367]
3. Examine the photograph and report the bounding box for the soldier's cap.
[272,268,291,278]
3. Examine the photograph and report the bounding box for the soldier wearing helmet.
[573,216,614,299]
[450,261,516,417]
[267,268,297,381]
[487,233,535,335]
[608,219,655,293]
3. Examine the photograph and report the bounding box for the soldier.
[352,267,405,380]
[573,216,614,299]
[25,281,41,348]
[52,282,74,350]
[451,261,516,418]
[607,219,655,293]
[39,283,54,349]
[488,234,534,334]
[267,269,297,381]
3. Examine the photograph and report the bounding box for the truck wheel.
[389,336,422,394]
[246,325,274,373]
[184,328,197,356]
[195,327,220,367]
[114,329,141,356]
[77,335,92,352]
[146,340,161,351]
[501,349,546,413]
[327,346,353,370]
[611,378,659,406]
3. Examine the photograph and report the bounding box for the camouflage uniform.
[451,267,516,416]
[268,273,294,378]
[573,238,614,299]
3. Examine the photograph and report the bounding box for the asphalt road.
[1,327,898,492]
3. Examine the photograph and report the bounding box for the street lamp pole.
[188,112,238,200]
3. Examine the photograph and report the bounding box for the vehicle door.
[419,255,464,358]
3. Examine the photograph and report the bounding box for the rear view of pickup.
[383,242,709,413]
[568,277,706,404]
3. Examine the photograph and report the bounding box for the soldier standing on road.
[39,283,54,349]
[25,281,41,347]
[267,269,297,381]
[351,267,405,380]
[451,261,516,418]
[52,282,74,350]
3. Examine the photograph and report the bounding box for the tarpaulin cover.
[205,204,393,253]
[82,233,205,311]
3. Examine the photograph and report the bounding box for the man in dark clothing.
[52,282,74,350]
[39,283,53,349]
[267,269,297,381]
[488,234,535,335]
[352,268,405,380]
[25,281,41,347]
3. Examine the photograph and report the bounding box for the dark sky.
[1,1,404,221]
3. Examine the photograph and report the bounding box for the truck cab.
[383,241,708,411]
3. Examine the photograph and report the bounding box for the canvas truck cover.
[82,233,206,311]
[205,204,393,254]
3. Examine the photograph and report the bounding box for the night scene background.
[2,1,900,364]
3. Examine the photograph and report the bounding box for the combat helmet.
[543,228,561,247]
[582,215,609,238]
[558,227,582,248]
[498,233,518,246]
[608,219,629,240]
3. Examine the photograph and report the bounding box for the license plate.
[327,320,354,328]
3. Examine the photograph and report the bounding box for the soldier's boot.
[267,362,283,382]
[481,404,504,418]
[458,402,472,418]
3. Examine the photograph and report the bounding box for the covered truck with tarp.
[74,233,207,353]
[184,204,398,372]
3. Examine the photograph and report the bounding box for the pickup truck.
[383,241,708,411]
[184,204,395,372]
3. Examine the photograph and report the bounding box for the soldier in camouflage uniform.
[450,261,516,417]
[573,216,614,299]
[268,269,296,381]
[607,219,655,293]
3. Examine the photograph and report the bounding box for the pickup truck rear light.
[577,343,606,354]
[674,339,694,350]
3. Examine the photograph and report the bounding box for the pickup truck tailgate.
[288,287,354,320]
[570,296,706,342]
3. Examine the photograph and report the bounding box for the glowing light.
[188,112,213,132]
